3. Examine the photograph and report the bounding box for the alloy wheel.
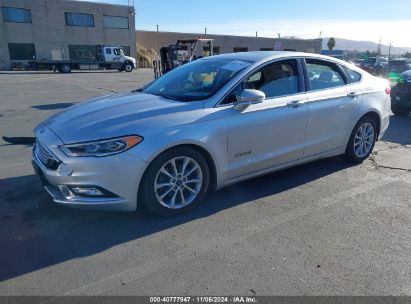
[154,156,203,209]
[353,122,375,158]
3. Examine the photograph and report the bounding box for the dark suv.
[391,69,411,116]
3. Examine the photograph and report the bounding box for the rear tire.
[139,147,210,216]
[345,116,377,163]
[60,64,72,73]
[391,105,410,116]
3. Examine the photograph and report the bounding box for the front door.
[225,59,309,179]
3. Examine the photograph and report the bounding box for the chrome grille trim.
[34,139,61,170]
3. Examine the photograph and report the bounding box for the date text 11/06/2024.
[149,296,257,303]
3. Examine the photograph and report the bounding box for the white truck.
[29,45,136,73]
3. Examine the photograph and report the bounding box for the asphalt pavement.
[0,70,410,296]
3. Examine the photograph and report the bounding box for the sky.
[80,0,411,47]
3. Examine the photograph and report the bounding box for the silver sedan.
[32,52,391,216]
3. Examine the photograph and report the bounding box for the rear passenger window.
[306,59,346,91]
[341,65,362,83]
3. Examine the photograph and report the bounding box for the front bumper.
[32,124,148,211]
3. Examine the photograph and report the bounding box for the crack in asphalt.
[369,155,411,173]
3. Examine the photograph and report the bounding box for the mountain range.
[321,37,411,55]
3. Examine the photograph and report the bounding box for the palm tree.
[327,38,336,51]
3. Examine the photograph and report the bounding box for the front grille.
[34,140,61,170]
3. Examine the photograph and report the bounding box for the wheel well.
[154,144,218,191]
[361,112,381,139]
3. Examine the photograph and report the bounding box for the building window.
[203,46,220,55]
[8,43,36,60]
[65,12,94,27]
[68,45,97,61]
[233,47,248,53]
[1,6,32,23]
[260,48,273,51]
[122,46,131,56]
[103,15,128,29]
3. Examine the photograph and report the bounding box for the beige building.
[136,30,322,67]
[0,0,136,70]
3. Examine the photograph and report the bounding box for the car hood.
[43,92,204,144]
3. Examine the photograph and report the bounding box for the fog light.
[58,185,73,199]
[70,187,104,196]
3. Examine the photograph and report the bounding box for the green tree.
[327,37,336,51]
[402,52,411,58]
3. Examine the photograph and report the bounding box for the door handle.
[287,100,304,108]
[347,92,359,99]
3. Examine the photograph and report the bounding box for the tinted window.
[105,48,111,55]
[306,59,346,90]
[103,15,128,29]
[1,6,31,23]
[65,12,94,27]
[8,43,36,60]
[341,65,361,83]
[244,60,299,98]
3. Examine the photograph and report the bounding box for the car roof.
[208,51,349,66]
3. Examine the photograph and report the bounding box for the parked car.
[32,52,391,216]
[391,69,411,116]
[387,59,411,82]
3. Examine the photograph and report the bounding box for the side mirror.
[234,89,265,111]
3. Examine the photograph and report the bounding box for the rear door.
[303,58,363,157]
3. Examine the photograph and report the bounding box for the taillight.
[385,87,391,95]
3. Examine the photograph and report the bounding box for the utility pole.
[388,43,393,62]
[205,28,207,35]
[319,31,323,53]
[156,24,159,53]
[256,31,258,38]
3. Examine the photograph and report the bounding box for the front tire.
[345,116,377,163]
[124,62,134,72]
[140,147,210,216]
[391,105,410,116]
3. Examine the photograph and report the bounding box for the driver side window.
[223,59,300,104]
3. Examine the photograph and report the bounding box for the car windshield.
[143,58,252,101]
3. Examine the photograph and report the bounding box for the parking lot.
[0,70,410,296]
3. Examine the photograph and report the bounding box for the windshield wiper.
[149,92,180,101]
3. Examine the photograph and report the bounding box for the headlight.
[60,135,143,157]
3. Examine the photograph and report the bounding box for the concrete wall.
[136,30,322,56]
[0,0,136,70]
